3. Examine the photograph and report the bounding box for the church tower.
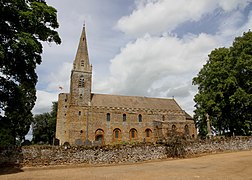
[70,25,92,106]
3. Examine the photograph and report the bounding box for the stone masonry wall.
[1,137,252,167]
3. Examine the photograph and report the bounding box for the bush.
[164,134,188,158]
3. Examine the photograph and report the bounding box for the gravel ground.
[1,150,252,180]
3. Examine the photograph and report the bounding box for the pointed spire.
[73,25,92,72]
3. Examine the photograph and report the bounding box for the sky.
[33,0,252,117]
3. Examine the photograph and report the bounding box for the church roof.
[91,93,182,111]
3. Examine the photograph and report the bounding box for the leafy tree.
[32,102,57,144]
[193,31,252,136]
[0,117,15,146]
[0,0,61,146]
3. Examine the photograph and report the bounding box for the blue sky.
[33,0,252,116]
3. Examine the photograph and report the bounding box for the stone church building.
[56,26,197,146]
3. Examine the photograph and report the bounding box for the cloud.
[45,62,72,92]
[116,0,252,36]
[217,9,252,46]
[96,33,217,104]
[32,90,58,114]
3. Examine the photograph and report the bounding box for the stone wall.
[1,137,252,167]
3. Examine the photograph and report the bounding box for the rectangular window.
[138,114,142,122]
[123,114,126,121]
[115,131,119,138]
[131,130,135,138]
[146,130,150,137]
[107,113,110,122]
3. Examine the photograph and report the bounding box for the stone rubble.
[0,137,251,167]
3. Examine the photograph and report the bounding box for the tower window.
[123,114,126,122]
[78,75,84,87]
[79,111,81,116]
[81,60,84,67]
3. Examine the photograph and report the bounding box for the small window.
[123,114,126,122]
[131,130,135,138]
[80,94,83,99]
[107,113,110,122]
[184,125,189,135]
[79,111,81,116]
[162,115,165,121]
[145,128,152,137]
[78,75,84,87]
[115,130,119,138]
[129,128,137,139]
[113,128,121,140]
[172,125,176,132]
[138,114,142,122]
[81,60,84,67]
[65,99,67,102]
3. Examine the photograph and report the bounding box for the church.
[56,26,197,146]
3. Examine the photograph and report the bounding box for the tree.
[193,31,252,136]
[0,0,61,146]
[32,102,57,144]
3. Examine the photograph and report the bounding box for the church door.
[95,129,104,145]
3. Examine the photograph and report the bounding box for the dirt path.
[1,150,252,180]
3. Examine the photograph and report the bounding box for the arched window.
[129,128,137,140]
[106,113,110,122]
[113,128,121,140]
[184,125,189,135]
[145,128,152,138]
[172,125,176,132]
[78,75,84,87]
[123,114,126,122]
[138,114,142,122]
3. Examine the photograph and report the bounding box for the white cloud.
[116,0,252,36]
[45,62,72,92]
[218,0,251,11]
[96,33,217,106]
[217,10,252,47]
[32,90,58,114]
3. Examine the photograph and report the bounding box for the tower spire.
[70,26,92,106]
[73,25,92,72]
